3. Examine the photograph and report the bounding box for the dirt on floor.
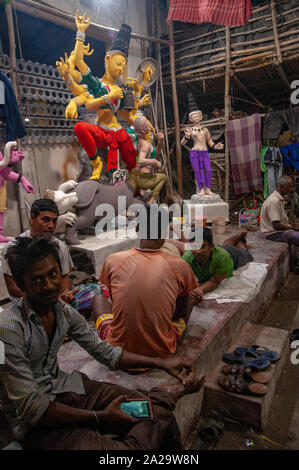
[193,270,299,451]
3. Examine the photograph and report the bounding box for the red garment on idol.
[74,122,137,172]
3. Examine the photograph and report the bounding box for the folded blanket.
[203,262,268,303]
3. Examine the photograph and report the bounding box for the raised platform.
[68,228,139,277]
[58,227,290,445]
[184,199,230,223]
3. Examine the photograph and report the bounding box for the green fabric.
[79,71,110,108]
[260,145,269,199]
[136,143,155,163]
[149,144,156,159]
[126,128,156,164]
[126,127,137,143]
[183,245,234,283]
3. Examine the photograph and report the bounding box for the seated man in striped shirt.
[0,236,205,450]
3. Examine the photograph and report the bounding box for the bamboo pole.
[224,26,231,202]
[167,6,183,197]
[271,0,290,89]
[272,0,285,63]
[5,2,19,101]
[210,158,225,174]
[4,1,27,231]
[224,26,231,203]
[162,41,277,70]
[156,0,173,194]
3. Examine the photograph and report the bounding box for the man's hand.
[190,287,204,305]
[96,395,141,427]
[75,10,90,33]
[159,357,194,385]
[59,287,79,304]
[293,222,299,231]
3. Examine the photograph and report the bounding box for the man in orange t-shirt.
[97,205,198,358]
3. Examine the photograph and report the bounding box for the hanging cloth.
[167,0,252,26]
[260,145,269,199]
[0,72,26,142]
[226,113,263,195]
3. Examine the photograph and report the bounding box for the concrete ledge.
[202,323,289,430]
[58,229,290,445]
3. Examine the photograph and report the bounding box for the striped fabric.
[96,313,186,344]
[227,113,263,195]
[167,0,252,26]
[70,282,102,311]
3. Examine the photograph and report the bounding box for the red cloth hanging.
[167,0,252,26]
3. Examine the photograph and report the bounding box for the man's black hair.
[202,227,213,245]
[188,226,213,244]
[5,236,62,290]
[30,198,59,217]
[138,203,171,239]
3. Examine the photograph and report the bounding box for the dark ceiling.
[0,5,106,76]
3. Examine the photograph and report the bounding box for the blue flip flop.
[222,352,271,370]
[234,345,280,363]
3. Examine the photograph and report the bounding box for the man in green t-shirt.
[183,228,253,305]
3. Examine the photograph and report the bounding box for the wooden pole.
[5,2,19,101]
[224,26,231,203]
[157,0,173,193]
[168,12,183,196]
[5,1,27,231]
[271,0,282,63]
[271,0,290,89]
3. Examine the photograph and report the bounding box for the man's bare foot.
[239,230,248,244]
[205,188,216,196]
[198,188,205,196]
[153,371,206,402]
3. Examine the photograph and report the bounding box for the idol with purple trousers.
[181,110,224,196]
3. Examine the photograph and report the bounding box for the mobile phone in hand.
[120,399,154,419]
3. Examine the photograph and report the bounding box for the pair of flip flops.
[218,365,270,396]
[222,345,280,370]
